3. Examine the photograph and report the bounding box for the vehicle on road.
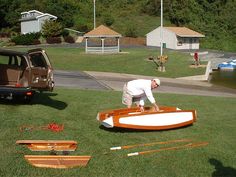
[0,48,54,102]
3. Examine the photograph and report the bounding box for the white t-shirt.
[127,79,156,105]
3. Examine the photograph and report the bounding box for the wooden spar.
[127,142,209,157]
[24,155,91,168]
[110,139,192,150]
[16,140,77,151]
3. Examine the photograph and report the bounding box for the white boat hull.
[97,106,196,130]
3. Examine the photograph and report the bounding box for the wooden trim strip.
[24,155,91,168]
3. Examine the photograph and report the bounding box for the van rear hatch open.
[0,48,54,101]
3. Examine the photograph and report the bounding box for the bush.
[63,35,75,43]
[46,37,62,44]
[125,26,138,38]
[0,33,10,38]
[33,39,41,45]
[42,20,63,38]
[61,29,69,37]
[11,32,41,45]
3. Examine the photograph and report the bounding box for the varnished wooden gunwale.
[16,140,77,151]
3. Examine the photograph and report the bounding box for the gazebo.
[84,25,122,53]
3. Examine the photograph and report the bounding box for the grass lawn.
[11,47,206,78]
[0,88,235,177]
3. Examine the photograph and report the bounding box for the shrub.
[11,32,41,45]
[46,37,62,44]
[61,29,69,37]
[125,26,138,38]
[33,39,41,45]
[63,35,75,43]
[42,20,63,38]
[0,33,10,38]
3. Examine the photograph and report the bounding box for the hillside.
[0,0,236,51]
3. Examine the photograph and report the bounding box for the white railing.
[86,46,119,53]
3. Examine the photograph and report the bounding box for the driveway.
[54,70,236,98]
[54,70,108,90]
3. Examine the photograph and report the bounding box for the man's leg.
[122,84,132,108]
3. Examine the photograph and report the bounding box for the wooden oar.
[110,139,191,150]
[127,142,209,157]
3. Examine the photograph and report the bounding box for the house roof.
[84,25,122,38]
[20,10,57,22]
[165,27,205,37]
[21,10,44,15]
[36,13,57,20]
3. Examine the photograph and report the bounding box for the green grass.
[0,88,235,177]
[11,47,205,78]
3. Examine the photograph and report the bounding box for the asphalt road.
[54,70,236,98]
[54,70,108,90]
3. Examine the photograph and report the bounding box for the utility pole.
[160,0,163,56]
[157,0,168,72]
[94,0,96,29]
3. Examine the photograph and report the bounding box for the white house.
[146,26,205,50]
[19,10,57,34]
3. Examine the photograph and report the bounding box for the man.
[122,78,160,112]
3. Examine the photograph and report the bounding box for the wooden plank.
[24,155,91,168]
[16,140,77,151]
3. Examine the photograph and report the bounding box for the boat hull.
[97,106,196,130]
[24,155,91,168]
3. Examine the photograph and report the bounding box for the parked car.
[0,48,54,102]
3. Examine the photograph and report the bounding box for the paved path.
[54,70,108,90]
[54,70,236,98]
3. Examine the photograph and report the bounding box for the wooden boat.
[16,140,77,151]
[96,106,196,130]
[24,155,91,168]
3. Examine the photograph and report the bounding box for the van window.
[0,55,9,64]
[0,54,25,67]
[29,53,47,67]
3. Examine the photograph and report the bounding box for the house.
[19,10,57,34]
[146,26,205,50]
[84,25,122,53]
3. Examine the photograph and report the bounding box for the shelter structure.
[146,26,205,50]
[84,25,122,53]
[20,10,57,34]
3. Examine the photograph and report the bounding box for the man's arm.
[153,103,160,111]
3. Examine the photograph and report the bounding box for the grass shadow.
[0,92,67,110]
[31,92,68,110]
[209,158,236,177]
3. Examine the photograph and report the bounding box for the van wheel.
[23,96,33,104]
